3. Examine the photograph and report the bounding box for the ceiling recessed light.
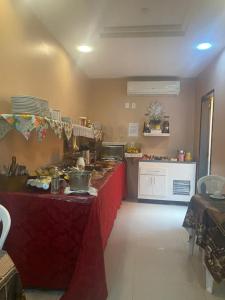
[77,45,93,53]
[196,42,212,50]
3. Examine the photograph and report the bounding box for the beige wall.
[88,78,196,158]
[195,48,225,176]
[0,0,90,172]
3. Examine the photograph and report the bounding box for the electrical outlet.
[131,102,136,109]
[124,102,130,109]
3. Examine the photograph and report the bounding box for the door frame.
[198,90,215,178]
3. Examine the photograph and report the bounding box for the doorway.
[198,90,214,179]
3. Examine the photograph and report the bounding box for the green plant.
[145,101,163,122]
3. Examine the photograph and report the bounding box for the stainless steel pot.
[69,170,91,191]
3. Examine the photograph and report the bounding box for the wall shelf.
[125,153,143,158]
[143,132,170,137]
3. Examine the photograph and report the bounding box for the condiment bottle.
[185,152,192,161]
[178,150,185,162]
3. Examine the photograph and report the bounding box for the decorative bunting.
[73,124,95,139]
[63,122,73,141]
[36,117,49,142]
[47,119,63,139]
[0,114,101,142]
[0,118,12,139]
[1,114,36,140]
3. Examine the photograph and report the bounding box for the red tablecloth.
[0,162,126,300]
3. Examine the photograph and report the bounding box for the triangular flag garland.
[0,114,97,142]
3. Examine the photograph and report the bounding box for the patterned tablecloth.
[0,251,26,300]
[0,162,126,300]
[183,194,225,282]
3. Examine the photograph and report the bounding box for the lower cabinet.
[138,161,196,202]
[139,173,167,198]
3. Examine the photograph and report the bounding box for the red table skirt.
[0,162,126,300]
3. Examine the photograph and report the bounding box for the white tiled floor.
[26,201,225,300]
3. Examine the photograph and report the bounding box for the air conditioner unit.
[127,80,180,96]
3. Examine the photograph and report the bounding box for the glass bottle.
[50,167,60,194]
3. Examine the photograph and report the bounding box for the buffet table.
[183,194,225,283]
[0,162,126,300]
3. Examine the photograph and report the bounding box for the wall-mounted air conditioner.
[127,80,180,96]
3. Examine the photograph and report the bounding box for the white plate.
[210,194,225,200]
[64,187,88,194]
[64,186,98,196]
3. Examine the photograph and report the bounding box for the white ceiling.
[25,0,225,78]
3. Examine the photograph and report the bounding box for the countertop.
[140,160,196,164]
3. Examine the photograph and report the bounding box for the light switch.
[125,102,130,109]
[131,102,136,109]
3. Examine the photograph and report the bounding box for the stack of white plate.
[50,109,61,121]
[11,96,49,116]
[38,99,50,117]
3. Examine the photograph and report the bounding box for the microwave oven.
[100,143,125,161]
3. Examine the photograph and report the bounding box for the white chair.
[197,175,225,194]
[0,204,11,249]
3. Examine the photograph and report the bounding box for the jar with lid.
[76,156,85,170]
[185,152,192,161]
[143,121,151,133]
[86,119,92,128]
[143,114,151,133]
[80,117,87,127]
[162,116,170,133]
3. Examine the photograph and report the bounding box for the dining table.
[0,162,126,300]
[183,193,225,282]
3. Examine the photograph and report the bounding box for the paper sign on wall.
[128,123,139,137]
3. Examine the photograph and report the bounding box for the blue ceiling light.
[196,42,212,50]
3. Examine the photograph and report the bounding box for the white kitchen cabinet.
[153,175,167,196]
[139,174,153,196]
[138,161,196,202]
[138,167,167,199]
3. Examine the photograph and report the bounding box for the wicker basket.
[0,175,28,192]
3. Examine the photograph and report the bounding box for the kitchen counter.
[138,161,196,202]
[140,160,196,164]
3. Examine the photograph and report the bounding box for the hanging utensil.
[72,136,79,152]
[8,156,17,176]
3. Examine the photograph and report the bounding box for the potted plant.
[146,101,163,130]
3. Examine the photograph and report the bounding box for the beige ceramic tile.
[106,202,224,300]
[133,280,207,300]
[205,281,225,300]
[25,289,63,300]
